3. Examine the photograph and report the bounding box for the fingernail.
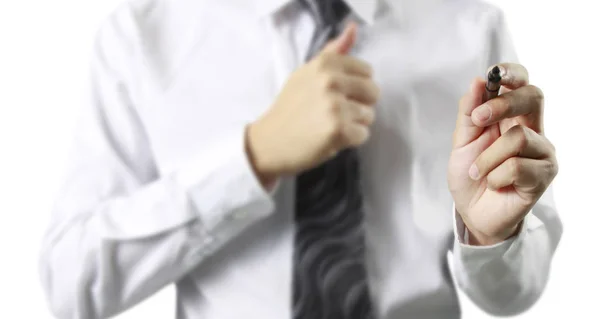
[473,104,492,123]
[469,164,479,180]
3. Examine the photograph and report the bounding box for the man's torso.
[103,0,504,317]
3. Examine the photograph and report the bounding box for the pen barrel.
[482,81,501,103]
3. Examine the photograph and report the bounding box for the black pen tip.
[488,66,502,82]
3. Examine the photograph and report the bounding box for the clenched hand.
[247,23,380,187]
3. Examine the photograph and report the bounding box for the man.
[39,0,563,318]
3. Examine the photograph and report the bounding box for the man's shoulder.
[95,0,205,46]
[444,0,507,25]
[92,0,213,78]
[384,0,507,29]
[96,0,160,39]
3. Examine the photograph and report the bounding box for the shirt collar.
[255,0,380,25]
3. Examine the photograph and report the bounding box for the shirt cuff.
[452,204,543,267]
[176,126,277,237]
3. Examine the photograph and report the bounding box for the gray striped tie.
[293,1,374,319]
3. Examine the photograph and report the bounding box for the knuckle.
[547,159,559,178]
[365,108,376,125]
[551,159,559,177]
[486,178,500,191]
[545,152,559,177]
[349,126,369,146]
[509,125,529,152]
[325,97,344,132]
[522,65,530,80]
[326,94,342,115]
[319,73,338,91]
[536,159,558,192]
[361,108,374,126]
[359,128,371,145]
[316,52,335,70]
[508,157,522,177]
[527,85,545,103]
[329,119,345,145]
[541,134,556,154]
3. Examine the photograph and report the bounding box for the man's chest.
[135,14,487,187]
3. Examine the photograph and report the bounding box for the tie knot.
[299,0,350,28]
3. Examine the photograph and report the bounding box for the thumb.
[452,77,487,148]
[322,22,358,55]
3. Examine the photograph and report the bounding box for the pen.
[482,66,502,103]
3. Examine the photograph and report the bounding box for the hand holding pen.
[448,63,558,246]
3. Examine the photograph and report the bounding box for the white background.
[0,0,598,318]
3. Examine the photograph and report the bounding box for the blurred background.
[0,0,598,318]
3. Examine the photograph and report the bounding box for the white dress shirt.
[39,0,563,318]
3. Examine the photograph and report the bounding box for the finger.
[471,84,545,133]
[486,157,557,191]
[343,123,370,147]
[469,125,554,180]
[313,53,373,78]
[337,55,373,77]
[322,22,358,55]
[346,100,375,126]
[313,54,373,78]
[452,77,487,148]
[335,74,380,105]
[487,63,529,90]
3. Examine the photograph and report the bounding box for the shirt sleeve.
[38,9,276,319]
[450,7,563,316]
[452,186,562,315]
